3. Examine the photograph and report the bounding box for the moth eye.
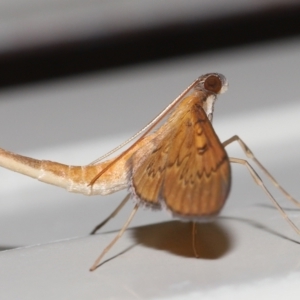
[204,75,222,94]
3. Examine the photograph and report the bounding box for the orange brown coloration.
[0,148,127,195]
[0,137,155,196]
[0,74,230,215]
[130,92,231,218]
[2,73,299,271]
[0,73,232,270]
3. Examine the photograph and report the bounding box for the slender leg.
[90,204,139,271]
[192,222,199,258]
[90,194,131,234]
[223,135,300,207]
[230,157,300,235]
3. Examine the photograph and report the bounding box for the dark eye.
[204,75,222,94]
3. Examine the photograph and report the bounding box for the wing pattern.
[129,94,231,219]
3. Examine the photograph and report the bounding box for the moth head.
[198,73,228,94]
[196,73,228,122]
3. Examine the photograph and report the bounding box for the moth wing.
[162,103,231,218]
[130,94,231,218]
[129,129,172,208]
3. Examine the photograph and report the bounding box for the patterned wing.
[162,100,231,218]
[129,129,172,208]
[130,94,231,218]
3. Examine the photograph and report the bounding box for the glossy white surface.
[1,38,300,298]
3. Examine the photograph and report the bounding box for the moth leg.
[229,157,300,235]
[223,135,300,207]
[90,203,139,271]
[90,194,131,234]
[192,222,199,258]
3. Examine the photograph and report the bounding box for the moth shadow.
[131,220,231,259]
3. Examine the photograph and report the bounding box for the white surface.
[1,38,300,298]
[0,0,298,52]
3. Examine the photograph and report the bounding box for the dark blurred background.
[1,1,300,89]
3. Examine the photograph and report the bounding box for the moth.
[0,73,298,271]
